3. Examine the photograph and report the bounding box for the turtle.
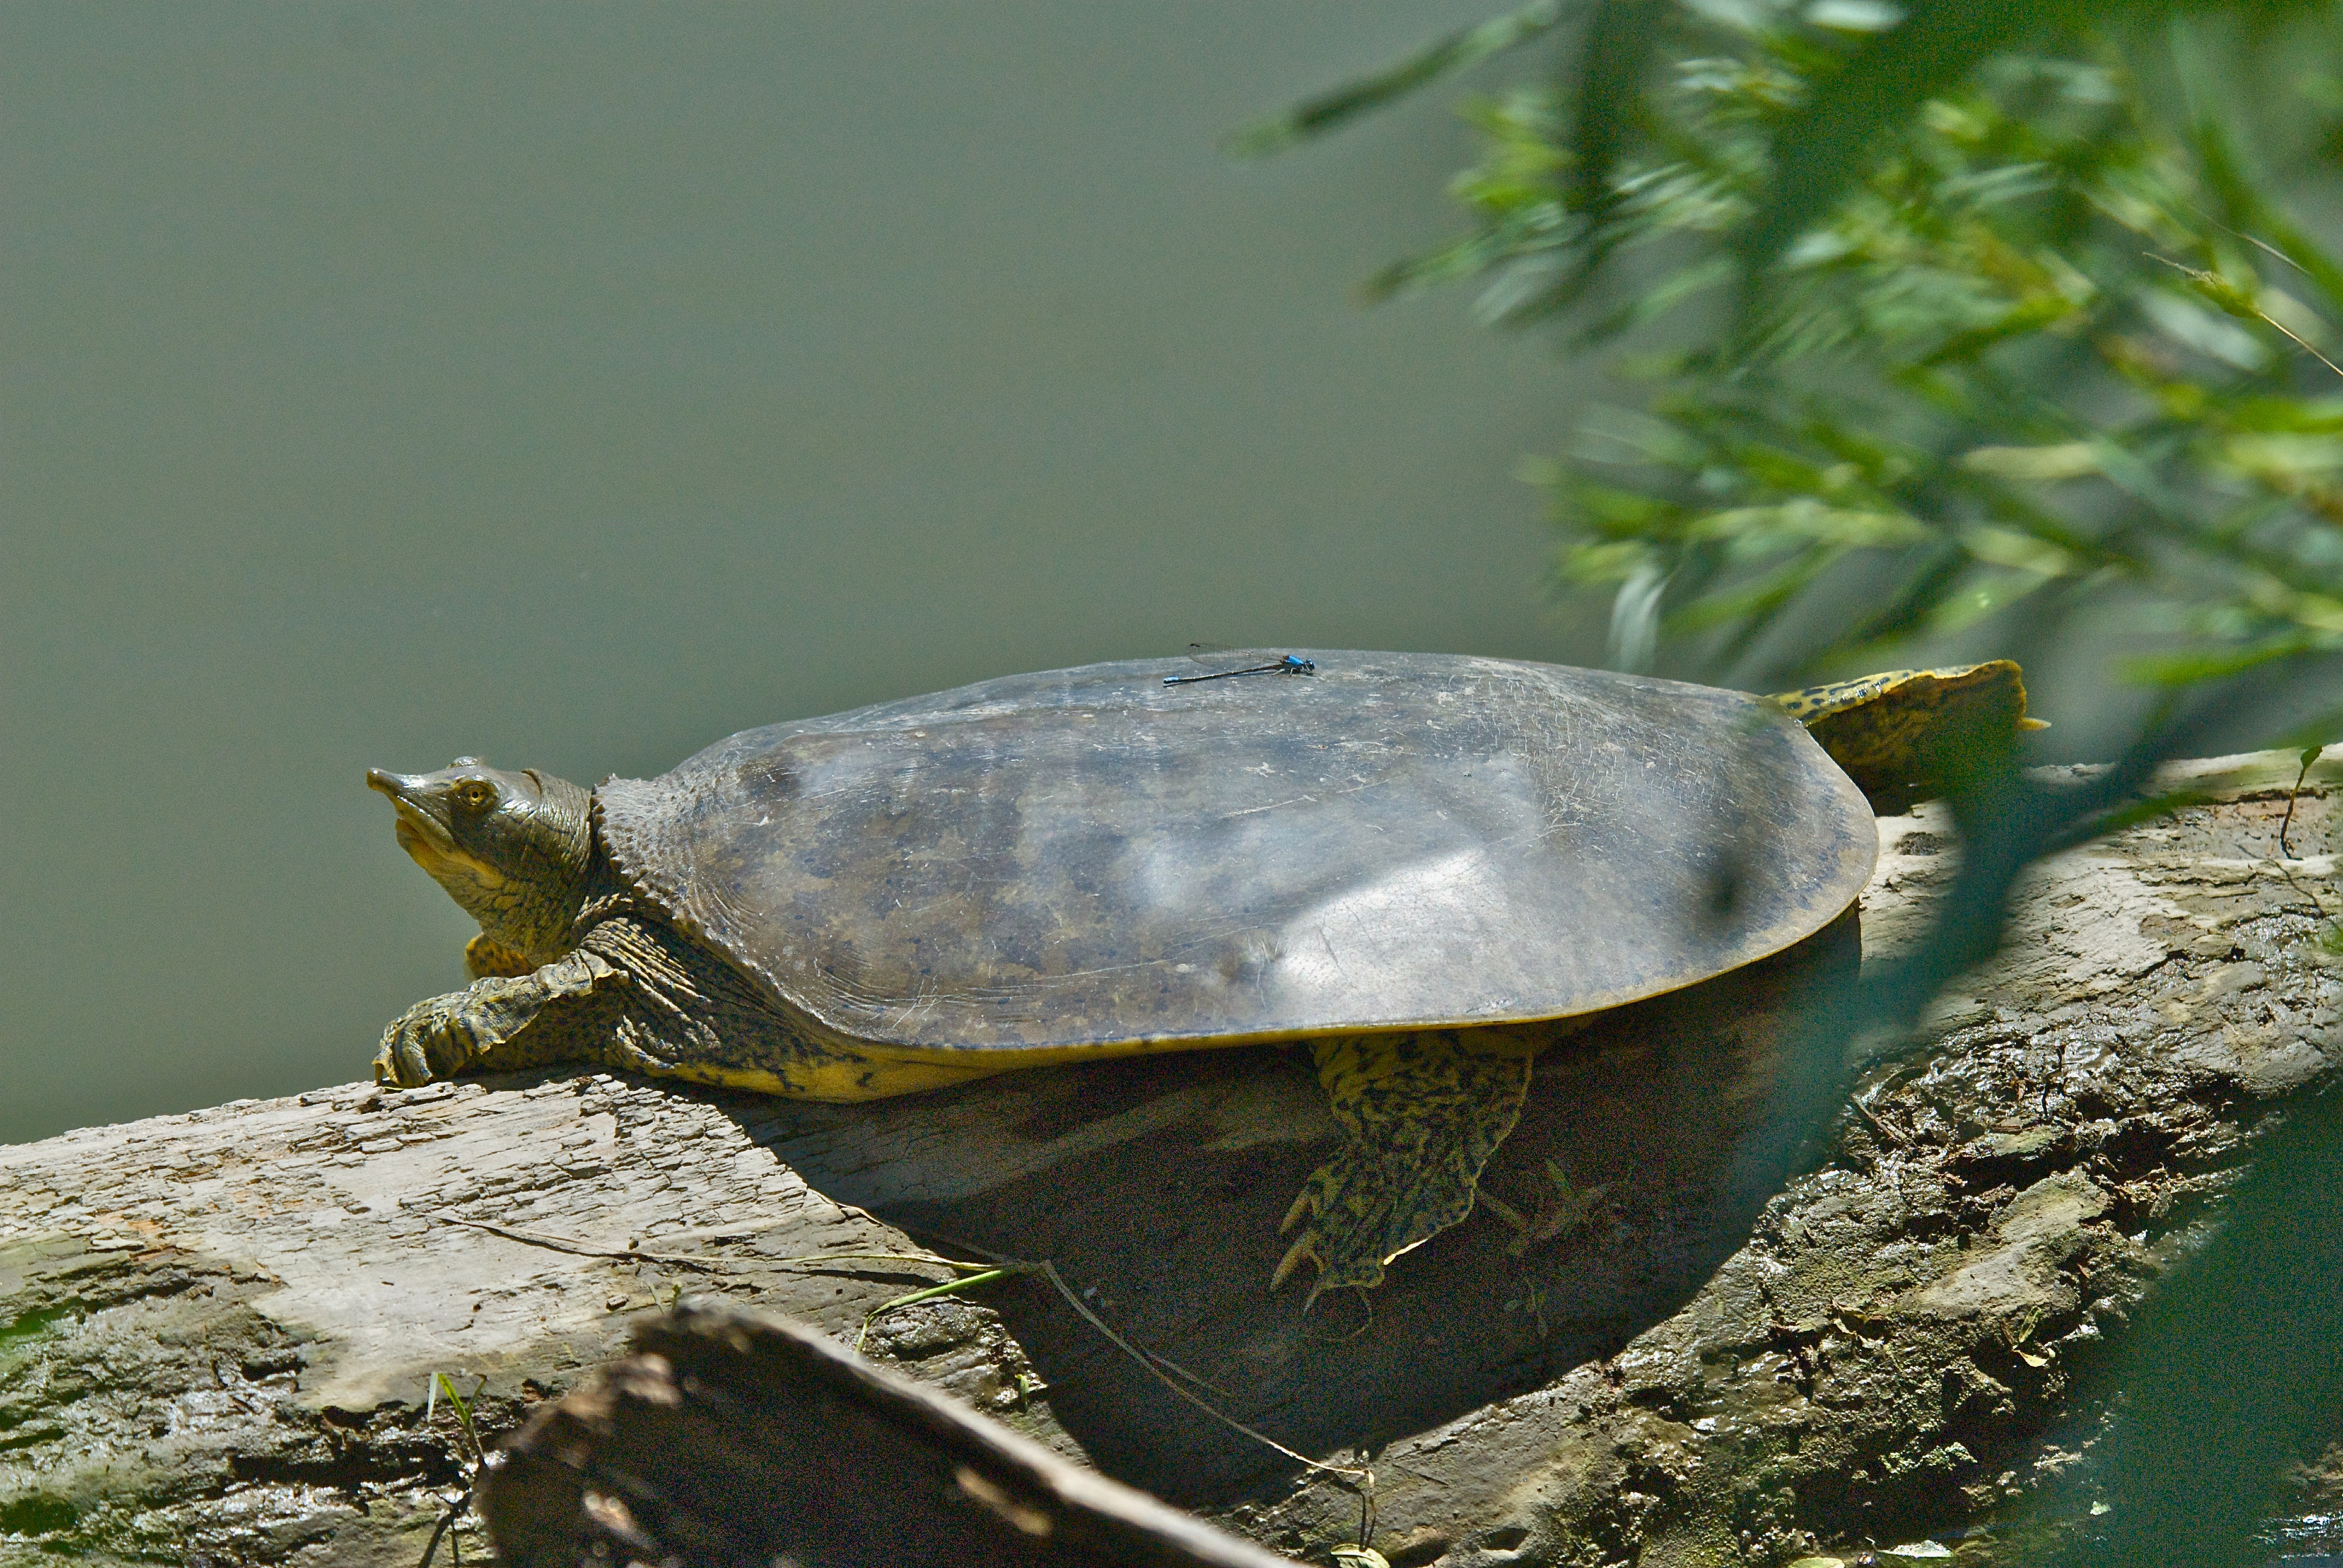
[367,652,2037,1304]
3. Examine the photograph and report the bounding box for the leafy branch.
[1254,7,2343,1561]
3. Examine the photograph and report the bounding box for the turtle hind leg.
[1275,1026,1539,1309]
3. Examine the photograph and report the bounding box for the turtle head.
[367,759,596,964]
[1774,660,2048,812]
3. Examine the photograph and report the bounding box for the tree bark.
[2,751,2337,1566]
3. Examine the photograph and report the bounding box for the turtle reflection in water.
[369,653,2037,1304]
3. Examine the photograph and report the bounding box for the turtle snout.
[367,768,446,816]
[369,769,454,853]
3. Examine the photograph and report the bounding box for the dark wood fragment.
[478,1301,1299,1568]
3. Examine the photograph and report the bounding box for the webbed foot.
[375,991,490,1087]
[373,951,616,1087]
[1273,1028,1539,1309]
[1274,1143,1483,1304]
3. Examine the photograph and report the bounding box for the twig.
[1850,1094,1910,1146]
[442,1218,1380,1532]
[2266,854,2343,932]
[417,1372,486,1568]
[2278,744,2324,859]
[416,1492,470,1568]
[425,1215,724,1272]
[1143,1346,1239,1400]
[2146,253,2343,382]
[1029,1259,1377,1500]
[776,1250,998,1275]
[803,1239,1375,1514]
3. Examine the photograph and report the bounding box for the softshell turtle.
[369,652,2034,1301]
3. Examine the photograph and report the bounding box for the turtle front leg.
[375,949,620,1087]
[1274,1026,1541,1309]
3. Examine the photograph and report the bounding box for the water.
[0,2,1588,1142]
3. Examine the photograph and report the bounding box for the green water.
[1,3,1586,1143]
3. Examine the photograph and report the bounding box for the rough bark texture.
[3,751,2338,1567]
[476,1302,1298,1568]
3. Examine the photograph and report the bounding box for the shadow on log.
[731,909,1860,1503]
[479,1301,1299,1567]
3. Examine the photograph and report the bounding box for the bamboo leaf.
[2121,637,2315,686]
[1228,0,1567,156]
[1958,443,2104,480]
[1741,0,2074,282]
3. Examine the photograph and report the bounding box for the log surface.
[3,752,2339,1566]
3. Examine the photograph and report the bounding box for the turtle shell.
[594,652,1875,1054]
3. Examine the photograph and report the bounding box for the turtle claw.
[1270,1230,1316,1294]
[1270,1146,1460,1308]
[1270,1222,1386,1309]
[1270,1187,1380,1305]
[374,994,480,1087]
[372,954,617,1089]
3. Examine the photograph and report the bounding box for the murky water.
[1,3,1589,1142]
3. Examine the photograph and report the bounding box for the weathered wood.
[477,1302,1299,1568]
[2,751,2338,1566]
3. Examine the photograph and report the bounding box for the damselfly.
[1164,645,1318,686]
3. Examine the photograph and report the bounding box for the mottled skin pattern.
[1274,1028,1543,1303]
[464,934,537,981]
[367,663,2034,1304]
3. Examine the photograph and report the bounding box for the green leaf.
[2149,252,2265,321]
[1740,0,2076,282]
[1560,1,1672,294]
[1959,524,2078,576]
[1558,538,1663,584]
[2188,105,2343,320]
[2120,637,2314,686]
[1663,549,1839,635]
[1927,568,2054,633]
[1958,443,2104,480]
[1687,500,1933,549]
[1227,0,1566,156]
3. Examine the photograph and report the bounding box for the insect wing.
[1164,644,1317,686]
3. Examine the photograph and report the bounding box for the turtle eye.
[453,780,498,811]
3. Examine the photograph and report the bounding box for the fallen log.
[2,751,2336,1566]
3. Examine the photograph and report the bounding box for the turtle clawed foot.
[1273,1169,1387,1309]
[1271,1148,1476,1310]
[373,994,481,1088]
